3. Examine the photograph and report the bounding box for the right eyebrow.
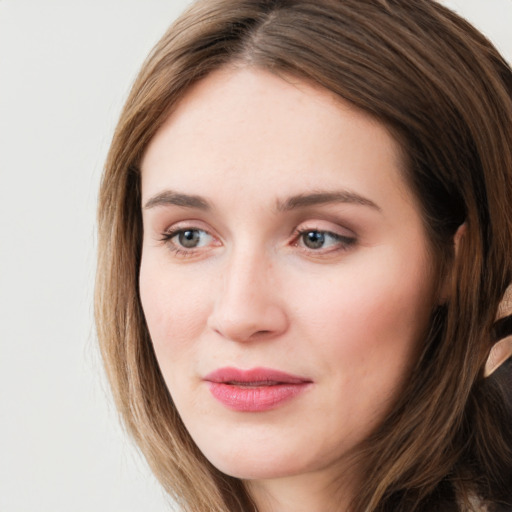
[143,190,211,211]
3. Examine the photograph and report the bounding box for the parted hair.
[96,0,512,510]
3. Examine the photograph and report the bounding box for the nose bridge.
[209,241,288,342]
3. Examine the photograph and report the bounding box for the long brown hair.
[96,1,512,510]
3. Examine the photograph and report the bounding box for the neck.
[244,469,356,512]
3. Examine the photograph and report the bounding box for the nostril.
[250,330,272,338]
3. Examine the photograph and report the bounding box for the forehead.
[140,66,413,217]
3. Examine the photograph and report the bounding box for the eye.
[161,227,216,255]
[174,229,209,248]
[294,228,355,253]
[301,231,331,249]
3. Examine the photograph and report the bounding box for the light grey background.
[0,1,510,511]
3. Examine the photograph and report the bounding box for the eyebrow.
[275,190,381,213]
[144,190,211,210]
[143,189,381,213]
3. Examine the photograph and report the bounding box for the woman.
[95,0,512,510]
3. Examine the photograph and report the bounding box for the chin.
[212,457,303,481]
[196,435,323,481]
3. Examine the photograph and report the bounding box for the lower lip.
[207,382,310,412]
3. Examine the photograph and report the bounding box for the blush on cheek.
[308,257,432,382]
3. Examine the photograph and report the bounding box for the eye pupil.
[179,230,200,248]
[303,231,325,249]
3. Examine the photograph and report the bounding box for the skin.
[139,66,439,512]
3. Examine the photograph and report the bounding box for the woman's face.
[139,67,437,485]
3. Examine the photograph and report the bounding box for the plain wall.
[0,1,510,511]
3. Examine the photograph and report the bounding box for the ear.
[484,336,512,377]
[485,284,512,377]
[438,223,466,303]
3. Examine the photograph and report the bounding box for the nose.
[207,248,289,343]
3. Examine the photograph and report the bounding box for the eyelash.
[159,228,214,258]
[292,228,356,254]
[160,226,356,257]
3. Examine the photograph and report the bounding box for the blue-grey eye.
[298,230,352,251]
[172,229,212,249]
[302,231,327,249]
[178,230,201,248]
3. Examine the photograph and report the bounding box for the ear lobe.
[438,223,466,303]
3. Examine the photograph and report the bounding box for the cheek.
[138,254,212,365]
[296,267,430,338]
[288,244,434,399]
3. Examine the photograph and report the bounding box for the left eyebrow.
[275,190,382,213]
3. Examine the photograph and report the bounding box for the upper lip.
[204,366,312,385]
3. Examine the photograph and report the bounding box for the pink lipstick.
[204,367,312,412]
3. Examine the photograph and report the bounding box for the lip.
[204,367,313,412]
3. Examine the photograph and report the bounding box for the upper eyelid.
[296,228,353,238]
[158,219,357,241]
[161,222,215,237]
[292,221,356,238]
[293,229,356,245]
[162,226,214,242]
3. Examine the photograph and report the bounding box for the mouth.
[203,367,313,412]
